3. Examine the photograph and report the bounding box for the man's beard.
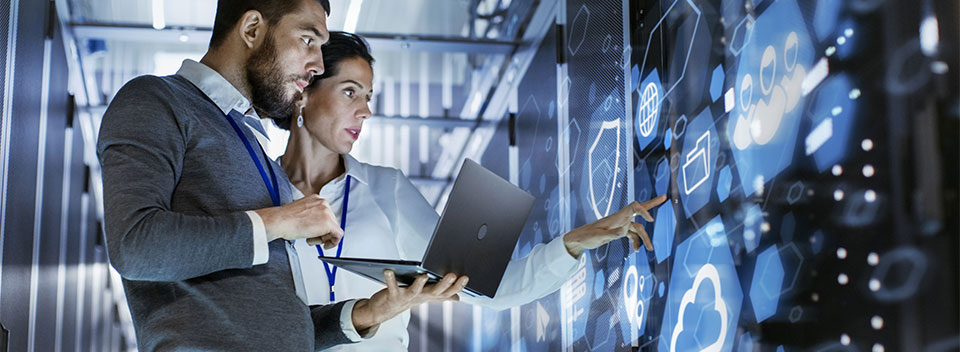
[246,35,304,121]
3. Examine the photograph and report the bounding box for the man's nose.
[308,50,325,76]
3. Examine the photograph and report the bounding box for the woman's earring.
[296,108,304,128]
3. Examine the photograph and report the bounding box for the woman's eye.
[344,90,354,97]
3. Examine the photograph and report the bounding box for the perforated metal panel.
[555,1,639,351]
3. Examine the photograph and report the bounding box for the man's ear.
[237,10,266,49]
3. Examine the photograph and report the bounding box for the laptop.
[319,158,535,298]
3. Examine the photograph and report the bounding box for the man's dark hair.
[209,0,330,48]
[276,31,375,130]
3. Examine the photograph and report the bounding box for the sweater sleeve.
[97,76,258,281]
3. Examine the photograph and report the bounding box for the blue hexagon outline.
[750,245,784,322]
[639,0,703,101]
[729,15,756,56]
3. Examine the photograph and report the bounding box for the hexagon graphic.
[568,5,590,56]
[872,247,929,302]
[635,162,653,205]
[679,108,720,218]
[655,157,670,195]
[750,245,784,322]
[635,68,663,151]
[806,74,859,171]
[639,0,703,101]
[729,0,815,197]
[588,120,621,219]
[717,166,732,202]
[729,15,755,56]
[710,66,725,101]
[659,216,742,352]
[619,250,655,345]
[742,204,763,253]
[671,265,727,351]
[563,255,594,343]
[557,118,582,176]
[652,202,677,264]
[813,0,844,41]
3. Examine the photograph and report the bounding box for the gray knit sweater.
[97,74,354,351]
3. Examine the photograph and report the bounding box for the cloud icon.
[670,264,728,352]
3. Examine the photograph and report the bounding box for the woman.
[277,31,667,350]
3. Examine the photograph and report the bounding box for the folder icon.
[682,131,711,195]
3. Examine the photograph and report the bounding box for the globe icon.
[637,82,660,138]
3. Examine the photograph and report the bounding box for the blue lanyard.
[223,111,281,207]
[317,175,351,302]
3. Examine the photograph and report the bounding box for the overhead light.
[152,0,166,30]
[178,33,189,42]
[343,0,364,33]
[920,15,939,56]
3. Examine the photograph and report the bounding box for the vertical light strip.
[621,0,638,347]
[510,306,520,352]
[508,87,521,352]
[89,261,103,352]
[472,305,481,352]
[555,2,572,349]
[418,53,430,117]
[27,37,53,352]
[342,0,364,33]
[99,48,111,97]
[74,193,89,352]
[920,15,940,56]
[441,53,452,110]
[54,127,74,352]
[419,304,428,352]
[382,76,395,167]
[400,51,411,174]
[151,0,166,30]
[442,301,452,352]
[100,285,111,351]
[0,0,22,303]
[418,53,429,166]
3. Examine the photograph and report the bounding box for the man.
[97,0,465,350]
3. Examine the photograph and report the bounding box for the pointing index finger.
[641,194,668,209]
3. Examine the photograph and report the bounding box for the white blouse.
[289,154,579,351]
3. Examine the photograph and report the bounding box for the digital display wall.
[412,0,958,351]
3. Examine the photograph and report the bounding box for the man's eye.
[303,37,312,45]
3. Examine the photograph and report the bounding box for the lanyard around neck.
[223,111,281,207]
[316,174,351,302]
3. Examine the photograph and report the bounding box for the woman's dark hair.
[275,31,375,130]
[314,31,375,82]
[209,0,331,48]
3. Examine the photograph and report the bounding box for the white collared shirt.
[290,154,580,351]
[175,59,371,342]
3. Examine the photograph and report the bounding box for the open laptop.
[319,158,535,298]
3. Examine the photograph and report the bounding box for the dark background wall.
[0,1,126,351]
[412,0,959,351]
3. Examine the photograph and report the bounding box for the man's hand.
[351,270,468,334]
[562,194,669,257]
[253,195,343,248]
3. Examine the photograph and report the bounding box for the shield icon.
[588,120,621,220]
